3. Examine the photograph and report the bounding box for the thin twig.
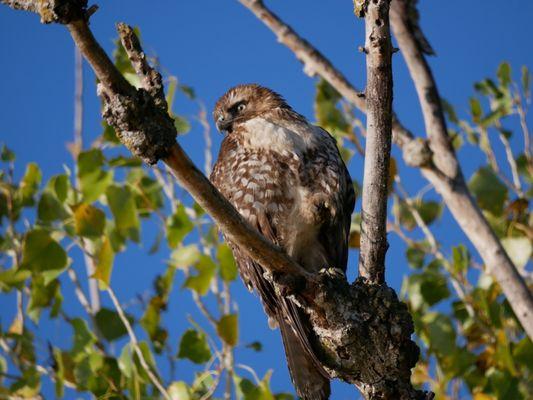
[198,103,213,175]
[515,90,531,159]
[67,268,93,316]
[192,291,218,329]
[107,287,171,400]
[73,46,83,157]
[498,129,523,195]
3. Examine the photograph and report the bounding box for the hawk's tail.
[279,318,331,400]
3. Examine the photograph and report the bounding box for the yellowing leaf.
[92,237,114,288]
[172,245,201,268]
[502,237,532,269]
[73,203,105,238]
[168,381,191,400]
[217,314,238,347]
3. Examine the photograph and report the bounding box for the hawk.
[210,84,355,400]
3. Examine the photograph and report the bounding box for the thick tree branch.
[2,2,430,397]
[389,0,533,340]
[357,0,393,284]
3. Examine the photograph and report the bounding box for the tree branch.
[389,0,533,340]
[357,0,393,284]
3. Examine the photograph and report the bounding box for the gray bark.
[357,0,394,285]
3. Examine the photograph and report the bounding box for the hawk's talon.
[319,267,345,280]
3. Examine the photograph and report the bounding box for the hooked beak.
[216,118,233,133]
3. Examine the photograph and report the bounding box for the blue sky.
[1,1,532,399]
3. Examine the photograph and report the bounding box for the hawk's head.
[213,84,289,133]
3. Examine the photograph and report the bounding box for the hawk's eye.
[237,103,246,112]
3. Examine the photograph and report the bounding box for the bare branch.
[498,129,523,195]
[357,0,393,285]
[107,287,171,400]
[67,268,93,316]
[390,0,533,339]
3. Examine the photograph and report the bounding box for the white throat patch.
[241,117,318,154]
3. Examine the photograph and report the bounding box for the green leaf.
[52,348,65,398]
[92,236,114,288]
[178,84,196,100]
[501,237,532,269]
[18,162,41,206]
[441,98,459,124]
[78,149,113,203]
[486,368,522,399]
[127,169,163,216]
[217,244,238,281]
[522,66,531,96]
[469,167,508,216]
[70,318,97,361]
[184,255,216,295]
[172,244,201,268]
[95,307,131,341]
[513,337,533,369]
[217,314,238,347]
[406,247,426,269]
[497,62,512,87]
[73,203,106,237]
[27,277,60,323]
[314,79,351,140]
[452,244,470,274]
[38,191,69,222]
[101,122,121,145]
[469,97,483,123]
[49,174,70,203]
[246,341,263,352]
[21,230,68,280]
[118,344,135,380]
[1,144,15,162]
[421,312,457,355]
[0,268,31,291]
[403,266,450,310]
[108,155,143,168]
[177,329,211,364]
[168,381,191,400]
[106,185,140,242]
[394,199,442,231]
[166,204,194,248]
[174,115,191,134]
[10,366,41,398]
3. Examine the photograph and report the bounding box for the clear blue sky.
[1,1,532,398]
